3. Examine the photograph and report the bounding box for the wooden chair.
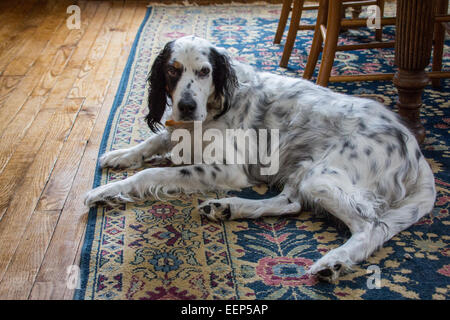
[304,0,450,87]
[303,0,394,86]
[432,0,450,88]
[278,0,384,68]
[274,0,318,46]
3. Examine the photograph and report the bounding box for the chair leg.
[375,0,385,41]
[274,0,293,44]
[432,0,448,88]
[280,0,305,68]
[317,0,342,87]
[303,0,329,79]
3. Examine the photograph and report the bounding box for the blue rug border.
[74,7,153,300]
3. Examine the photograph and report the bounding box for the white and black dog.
[85,36,436,282]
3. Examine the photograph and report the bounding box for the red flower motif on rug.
[256,256,317,286]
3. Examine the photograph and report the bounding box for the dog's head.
[145,36,238,132]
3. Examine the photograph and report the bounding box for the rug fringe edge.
[147,1,281,7]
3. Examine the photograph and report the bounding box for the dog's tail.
[380,157,436,240]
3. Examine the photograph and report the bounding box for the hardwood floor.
[0,0,148,299]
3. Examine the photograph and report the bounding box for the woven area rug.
[75,4,450,300]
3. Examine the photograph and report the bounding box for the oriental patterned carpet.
[75,3,450,300]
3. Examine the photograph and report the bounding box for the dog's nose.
[178,99,197,114]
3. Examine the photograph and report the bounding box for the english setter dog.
[85,36,436,282]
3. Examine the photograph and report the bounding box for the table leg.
[393,0,435,144]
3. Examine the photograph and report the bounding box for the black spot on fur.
[370,161,378,173]
[386,144,395,156]
[367,132,383,144]
[365,147,372,156]
[223,206,231,219]
[180,168,191,176]
[380,114,392,123]
[202,205,211,214]
[194,166,204,174]
[410,207,419,222]
[349,152,358,159]
[392,127,408,158]
[358,120,367,131]
[340,140,355,154]
[211,171,217,179]
[212,165,221,172]
[415,148,422,161]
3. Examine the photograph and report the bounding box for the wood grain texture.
[2,1,69,76]
[31,1,147,300]
[36,0,137,212]
[0,210,60,299]
[0,76,24,107]
[0,0,39,67]
[0,98,85,282]
[0,1,96,138]
[0,0,54,74]
[0,0,148,299]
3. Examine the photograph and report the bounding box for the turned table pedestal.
[393,0,436,144]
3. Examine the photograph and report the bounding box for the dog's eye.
[198,67,210,77]
[167,66,179,77]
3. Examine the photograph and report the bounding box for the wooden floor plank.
[2,1,70,76]
[0,1,96,176]
[0,0,36,56]
[0,95,46,174]
[0,0,132,300]
[0,1,96,139]
[0,98,85,282]
[0,0,150,300]
[0,75,24,107]
[0,2,114,285]
[0,1,107,210]
[30,2,148,300]
[0,210,60,299]
[38,1,113,107]
[62,3,147,300]
[31,1,97,97]
[0,0,55,74]
[36,0,137,212]
[68,1,125,100]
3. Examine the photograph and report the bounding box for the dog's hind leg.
[198,185,301,221]
[302,158,435,282]
[298,165,389,282]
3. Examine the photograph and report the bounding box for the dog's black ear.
[209,47,238,119]
[146,41,173,133]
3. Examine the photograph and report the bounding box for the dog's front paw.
[100,148,144,169]
[198,200,233,221]
[84,182,132,207]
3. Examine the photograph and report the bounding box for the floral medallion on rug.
[75,4,450,300]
